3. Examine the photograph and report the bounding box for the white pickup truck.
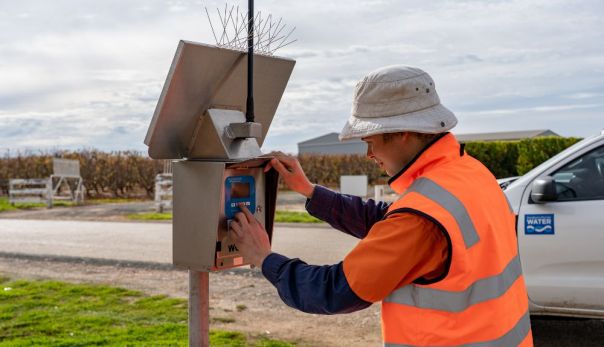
[501,130,604,319]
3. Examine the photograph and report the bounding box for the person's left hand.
[230,203,272,268]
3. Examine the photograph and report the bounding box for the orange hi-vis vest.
[382,133,533,346]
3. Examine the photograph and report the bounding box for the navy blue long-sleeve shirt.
[261,185,390,314]
[304,185,391,238]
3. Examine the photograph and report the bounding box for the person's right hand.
[264,152,315,198]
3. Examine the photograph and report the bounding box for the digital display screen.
[231,182,250,198]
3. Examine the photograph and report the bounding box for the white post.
[76,178,84,204]
[374,185,384,201]
[189,270,210,347]
[47,177,53,208]
[155,175,162,213]
[8,180,14,205]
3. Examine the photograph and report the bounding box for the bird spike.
[204,4,296,56]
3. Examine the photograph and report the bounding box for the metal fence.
[8,179,51,206]
[6,159,85,207]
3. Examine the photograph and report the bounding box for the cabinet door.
[518,146,604,310]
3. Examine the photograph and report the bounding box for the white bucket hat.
[339,65,457,141]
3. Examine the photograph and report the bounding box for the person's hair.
[382,132,438,145]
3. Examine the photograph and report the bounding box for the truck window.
[552,146,604,201]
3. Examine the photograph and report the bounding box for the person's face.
[362,133,419,176]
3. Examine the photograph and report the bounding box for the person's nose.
[366,145,374,159]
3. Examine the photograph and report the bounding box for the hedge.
[464,136,581,177]
[515,137,582,175]
[0,137,583,197]
[0,150,163,198]
[463,141,520,178]
[299,136,582,186]
[298,154,386,188]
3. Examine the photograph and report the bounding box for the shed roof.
[455,129,559,142]
[298,132,341,145]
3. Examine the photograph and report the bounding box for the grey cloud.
[446,54,484,66]
[1,0,604,154]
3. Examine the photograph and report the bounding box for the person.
[230,65,533,346]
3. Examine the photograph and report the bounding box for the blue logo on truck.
[525,214,555,235]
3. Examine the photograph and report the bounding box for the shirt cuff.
[305,185,337,220]
[261,252,290,285]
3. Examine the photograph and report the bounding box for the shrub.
[516,137,582,175]
[0,136,584,197]
[0,150,165,198]
[298,154,387,187]
[464,141,520,178]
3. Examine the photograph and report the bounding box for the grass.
[0,276,295,346]
[0,197,74,212]
[274,211,322,224]
[126,210,323,224]
[0,197,145,213]
[126,212,173,221]
[0,195,323,224]
[86,198,146,204]
[0,198,16,212]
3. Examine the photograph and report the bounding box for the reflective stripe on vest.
[384,309,531,347]
[381,134,532,346]
[402,177,480,249]
[384,254,523,312]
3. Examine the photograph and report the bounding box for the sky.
[1,0,603,155]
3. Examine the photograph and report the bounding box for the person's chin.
[385,164,405,177]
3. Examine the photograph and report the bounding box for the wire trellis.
[205,4,296,56]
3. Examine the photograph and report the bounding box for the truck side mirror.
[530,176,558,204]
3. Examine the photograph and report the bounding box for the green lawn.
[0,197,75,212]
[0,276,294,346]
[0,196,149,213]
[126,210,323,224]
[127,212,173,221]
[86,198,147,204]
[0,198,16,212]
[274,211,322,223]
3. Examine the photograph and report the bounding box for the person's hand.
[264,151,315,198]
[230,203,272,268]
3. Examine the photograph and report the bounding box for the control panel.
[215,167,265,270]
[224,175,256,219]
[172,159,278,272]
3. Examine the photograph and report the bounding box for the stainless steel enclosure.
[173,158,279,271]
[145,41,294,273]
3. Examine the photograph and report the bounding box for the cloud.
[0,0,603,155]
[461,103,603,117]
[565,92,604,100]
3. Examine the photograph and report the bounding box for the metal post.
[155,174,162,213]
[47,177,53,209]
[189,270,210,347]
[246,0,255,123]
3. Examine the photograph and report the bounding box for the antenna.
[247,0,254,123]
[205,4,297,56]
[202,3,296,141]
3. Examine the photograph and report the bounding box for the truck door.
[518,145,604,310]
